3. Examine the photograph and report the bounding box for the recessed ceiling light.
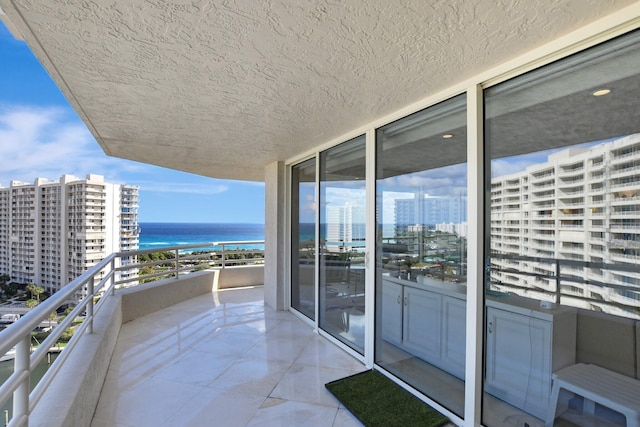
[592,89,611,97]
[442,134,454,139]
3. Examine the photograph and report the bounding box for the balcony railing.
[489,253,640,318]
[0,240,264,426]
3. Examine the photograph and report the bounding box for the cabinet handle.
[404,296,408,306]
[397,295,401,304]
[488,321,493,334]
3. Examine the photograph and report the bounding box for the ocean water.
[138,223,265,250]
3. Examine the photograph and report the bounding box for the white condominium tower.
[326,204,366,252]
[490,134,640,318]
[0,174,139,296]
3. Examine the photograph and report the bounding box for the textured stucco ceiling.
[0,0,637,181]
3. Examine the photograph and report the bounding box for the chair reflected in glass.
[321,253,365,348]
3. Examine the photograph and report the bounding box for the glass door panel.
[319,135,366,353]
[483,30,640,426]
[291,158,316,320]
[375,94,467,417]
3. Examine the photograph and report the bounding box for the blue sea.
[138,223,265,251]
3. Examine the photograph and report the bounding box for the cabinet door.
[381,281,403,345]
[441,296,466,380]
[485,307,552,419]
[403,287,441,364]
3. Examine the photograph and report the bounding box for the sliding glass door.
[374,94,467,417]
[288,26,640,426]
[483,29,640,426]
[319,135,367,353]
[291,158,316,320]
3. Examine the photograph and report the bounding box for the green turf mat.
[325,370,449,427]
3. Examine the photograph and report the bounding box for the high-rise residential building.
[394,195,467,230]
[0,174,139,296]
[490,133,640,317]
[435,221,468,238]
[325,203,365,252]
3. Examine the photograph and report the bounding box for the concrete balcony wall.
[120,270,219,322]
[29,292,122,427]
[215,265,264,290]
[120,266,264,322]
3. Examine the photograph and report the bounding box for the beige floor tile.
[93,286,371,427]
[270,363,353,408]
[246,398,338,427]
[162,387,266,427]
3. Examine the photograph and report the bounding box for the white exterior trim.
[464,84,485,427]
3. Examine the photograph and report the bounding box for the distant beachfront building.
[0,174,139,297]
[490,134,640,317]
[326,204,365,252]
[435,222,468,238]
[394,195,467,232]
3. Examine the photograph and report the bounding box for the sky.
[0,22,265,224]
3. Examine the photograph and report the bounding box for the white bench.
[546,363,640,427]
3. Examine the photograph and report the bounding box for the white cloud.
[383,163,467,197]
[0,105,120,185]
[491,158,534,178]
[324,186,366,208]
[0,105,257,199]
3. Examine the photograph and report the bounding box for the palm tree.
[48,311,58,329]
[26,283,44,302]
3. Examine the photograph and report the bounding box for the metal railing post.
[13,336,31,425]
[110,258,116,295]
[555,259,561,305]
[87,277,94,334]
[174,249,180,279]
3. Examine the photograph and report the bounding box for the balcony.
[0,243,371,427]
[91,286,365,427]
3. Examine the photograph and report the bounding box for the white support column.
[264,161,286,310]
[464,84,484,427]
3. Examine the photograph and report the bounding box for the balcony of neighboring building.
[611,175,640,191]
[531,189,555,201]
[530,169,555,182]
[611,145,640,163]
[558,162,584,177]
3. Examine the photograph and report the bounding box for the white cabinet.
[381,281,403,345]
[381,279,466,380]
[441,296,466,379]
[404,287,442,363]
[485,305,576,420]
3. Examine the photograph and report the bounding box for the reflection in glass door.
[483,30,640,426]
[319,135,367,353]
[291,158,316,320]
[375,94,467,417]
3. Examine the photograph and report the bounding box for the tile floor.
[91,286,368,427]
